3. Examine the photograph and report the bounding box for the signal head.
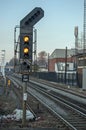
[20,33,32,60]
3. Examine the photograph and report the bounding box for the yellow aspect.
[8,80,11,86]
[24,48,29,54]
[24,36,29,42]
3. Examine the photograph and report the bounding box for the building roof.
[49,49,75,59]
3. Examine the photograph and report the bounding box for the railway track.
[30,77,86,98]
[30,80,86,115]
[7,74,86,130]
[28,81,86,130]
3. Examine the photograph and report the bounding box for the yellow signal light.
[24,36,29,42]
[8,80,11,86]
[24,47,29,54]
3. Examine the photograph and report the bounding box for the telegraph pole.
[65,47,67,84]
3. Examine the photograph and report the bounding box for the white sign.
[22,74,29,82]
[23,93,27,101]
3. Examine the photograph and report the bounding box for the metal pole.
[14,25,20,72]
[14,27,16,72]
[33,28,37,72]
[22,82,27,127]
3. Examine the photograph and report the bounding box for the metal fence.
[57,71,77,86]
[32,71,78,86]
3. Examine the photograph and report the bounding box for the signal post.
[21,35,30,127]
[19,7,44,127]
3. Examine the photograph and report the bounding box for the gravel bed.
[27,93,61,128]
[0,80,61,129]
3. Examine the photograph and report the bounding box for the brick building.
[49,49,76,72]
[76,53,86,87]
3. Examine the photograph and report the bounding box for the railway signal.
[19,7,44,127]
[20,35,32,59]
[20,7,44,62]
[20,33,32,61]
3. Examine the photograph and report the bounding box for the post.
[22,82,27,127]
[48,53,49,72]
[65,47,67,84]
[33,28,37,72]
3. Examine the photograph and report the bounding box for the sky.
[0,0,84,62]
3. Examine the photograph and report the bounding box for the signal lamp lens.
[24,36,29,42]
[24,48,29,54]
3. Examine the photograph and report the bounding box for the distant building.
[76,53,86,87]
[49,48,76,72]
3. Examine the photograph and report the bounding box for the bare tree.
[37,51,48,68]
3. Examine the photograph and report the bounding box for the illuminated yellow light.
[8,80,11,86]
[24,48,29,54]
[24,36,29,42]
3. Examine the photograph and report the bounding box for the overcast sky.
[0,0,84,62]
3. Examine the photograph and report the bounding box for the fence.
[57,71,77,86]
[32,71,78,86]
